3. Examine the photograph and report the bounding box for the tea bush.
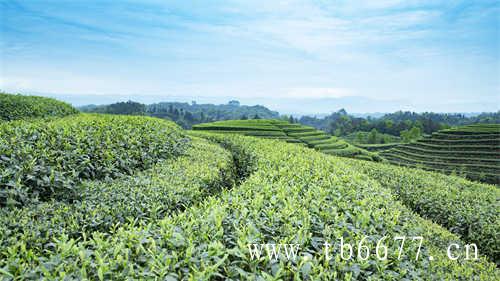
[0,92,78,121]
[0,114,189,206]
[194,119,380,161]
[0,137,235,260]
[345,158,500,263]
[1,133,496,280]
[381,124,500,184]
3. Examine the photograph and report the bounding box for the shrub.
[0,92,78,121]
[2,133,495,279]
[345,158,500,263]
[0,137,235,256]
[0,114,189,206]
[381,124,499,184]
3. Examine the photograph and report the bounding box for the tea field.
[0,92,77,121]
[380,124,500,184]
[193,119,381,161]
[0,94,499,280]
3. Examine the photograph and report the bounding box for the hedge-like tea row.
[0,92,78,121]
[0,114,189,206]
[382,153,499,184]
[441,124,500,134]
[0,137,235,261]
[345,158,500,263]
[1,133,496,279]
[353,143,400,152]
[195,119,381,161]
[381,124,500,184]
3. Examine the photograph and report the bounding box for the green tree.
[368,128,378,144]
[355,132,364,143]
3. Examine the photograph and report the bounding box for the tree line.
[299,109,499,140]
[79,100,279,129]
[79,101,498,139]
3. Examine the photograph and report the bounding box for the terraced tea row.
[380,124,500,184]
[0,114,189,206]
[344,157,500,263]
[2,133,497,279]
[352,143,400,152]
[193,119,381,161]
[0,137,236,259]
[0,92,78,121]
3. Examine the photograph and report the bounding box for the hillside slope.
[193,119,381,161]
[0,92,78,121]
[0,113,498,279]
[380,124,500,184]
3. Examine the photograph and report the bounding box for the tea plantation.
[380,124,500,184]
[0,96,499,280]
[0,93,78,121]
[193,119,381,161]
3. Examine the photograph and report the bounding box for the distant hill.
[79,100,279,129]
[380,124,500,184]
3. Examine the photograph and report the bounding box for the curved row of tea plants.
[380,124,500,184]
[272,122,381,161]
[0,92,78,121]
[344,158,500,263]
[441,124,500,134]
[352,143,401,152]
[0,114,189,206]
[0,137,236,263]
[1,133,496,279]
[194,119,381,161]
[193,119,299,143]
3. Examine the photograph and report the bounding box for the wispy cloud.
[1,0,498,112]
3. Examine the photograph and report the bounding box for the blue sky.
[1,0,499,114]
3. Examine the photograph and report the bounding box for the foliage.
[193,119,380,161]
[353,143,401,152]
[1,133,497,279]
[299,109,499,137]
[400,126,422,142]
[381,124,500,184]
[80,100,280,129]
[0,92,78,121]
[345,157,500,263]
[79,100,146,115]
[0,137,235,258]
[0,114,189,206]
[343,130,401,144]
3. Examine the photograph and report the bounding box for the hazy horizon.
[2,1,499,113]
[16,91,497,117]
